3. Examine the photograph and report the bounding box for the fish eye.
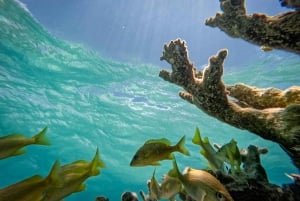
[216,192,224,200]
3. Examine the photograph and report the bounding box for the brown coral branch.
[226,84,300,109]
[205,0,300,54]
[159,39,300,168]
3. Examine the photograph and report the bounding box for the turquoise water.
[0,0,299,200]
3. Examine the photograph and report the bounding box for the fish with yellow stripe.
[43,148,106,201]
[192,127,224,171]
[0,127,50,160]
[0,160,62,201]
[130,136,190,167]
[169,159,234,201]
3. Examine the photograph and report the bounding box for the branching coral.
[205,0,300,54]
[159,39,300,168]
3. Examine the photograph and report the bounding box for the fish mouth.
[130,160,142,167]
[129,160,136,166]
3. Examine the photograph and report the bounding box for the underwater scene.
[0,0,300,201]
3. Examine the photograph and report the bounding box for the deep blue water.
[0,0,299,200]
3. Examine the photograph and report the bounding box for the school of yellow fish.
[0,127,106,201]
[1,126,239,201]
[130,128,239,201]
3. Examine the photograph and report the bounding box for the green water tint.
[0,0,299,200]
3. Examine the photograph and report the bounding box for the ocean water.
[0,0,299,201]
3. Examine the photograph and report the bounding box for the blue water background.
[0,1,300,200]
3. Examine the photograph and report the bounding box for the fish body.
[216,139,241,173]
[61,148,105,174]
[160,174,182,201]
[43,148,105,201]
[0,127,50,160]
[170,159,233,201]
[0,160,62,201]
[192,127,223,171]
[148,170,182,201]
[148,169,160,200]
[130,136,190,166]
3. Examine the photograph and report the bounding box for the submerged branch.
[159,39,300,168]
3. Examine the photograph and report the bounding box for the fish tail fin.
[192,127,202,145]
[168,158,182,180]
[46,160,63,188]
[89,148,106,176]
[33,127,51,145]
[176,136,190,156]
[93,147,106,168]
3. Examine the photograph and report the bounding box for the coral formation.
[280,0,300,9]
[139,129,299,201]
[159,39,300,169]
[205,0,300,54]
[158,1,300,199]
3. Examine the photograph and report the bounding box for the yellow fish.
[43,148,106,201]
[192,127,223,171]
[130,136,190,166]
[60,148,106,174]
[159,174,182,201]
[0,160,62,201]
[148,169,160,200]
[0,127,50,160]
[169,159,234,201]
[215,139,241,173]
[148,169,182,201]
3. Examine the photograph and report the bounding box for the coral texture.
[205,0,300,54]
[159,39,300,168]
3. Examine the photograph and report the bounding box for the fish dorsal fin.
[145,138,171,145]
[192,127,202,145]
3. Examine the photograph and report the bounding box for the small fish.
[192,127,223,171]
[159,174,182,201]
[0,160,62,201]
[43,148,106,201]
[61,148,106,174]
[147,170,182,201]
[149,169,160,200]
[260,45,273,52]
[0,127,50,160]
[215,139,241,173]
[130,136,190,167]
[169,159,234,201]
